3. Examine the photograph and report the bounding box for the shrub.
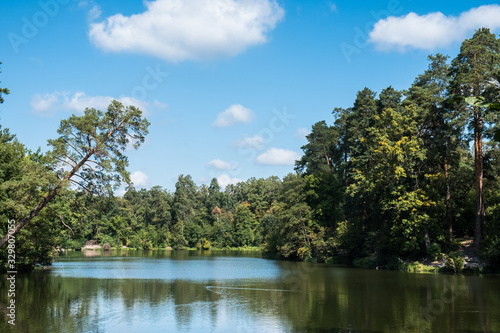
[444,252,465,273]
[353,256,376,269]
[196,238,211,250]
[428,243,441,261]
[480,236,500,270]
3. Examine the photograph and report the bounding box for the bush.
[353,256,376,269]
[428,243,441,261]
[196,238,211,250]
[480,236,500,269]
[128,235,142,250]
[387,256,404,270]
[444,252,465,273]
[143,240,153,250]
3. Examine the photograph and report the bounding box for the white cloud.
[256,147,301,165]
[213,104,254,127]
[207,159,236,171]
[89,0,284,62]
[294,128,310,139]
[88,5,102,21]
[31,93,60,117]
[131,171,150,188]
[217,174,243,188]
[234,134,264,149]
[31,91,148,116]
[369,5,500,51]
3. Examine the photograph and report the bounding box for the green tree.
[449,28,500,249]
[405,54,461,243]
[0,135,65,270]
[266,174,317,260]
[233,204,256,247]
[295,121,337,174]
[345,87,434,258]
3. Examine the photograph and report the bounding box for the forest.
[1,28,500,272]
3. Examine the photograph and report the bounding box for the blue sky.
[1,0,499,192]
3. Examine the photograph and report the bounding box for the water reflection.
[0,250,499,333]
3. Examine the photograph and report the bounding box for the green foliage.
[481,236,500,268]
[233,204,256,247]
[401,261,439,273]
[196,238,211,250]
[428,243,441,261]
[444,252,465,273]
[353,257,376,269]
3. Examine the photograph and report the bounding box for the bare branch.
[71,172,95,186]
[63,138,85,158]
[69,179,100,197]
[63,153,79,167]
[86,159,111,172]
[55,156,76,169]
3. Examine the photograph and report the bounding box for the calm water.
[1,250,499,332]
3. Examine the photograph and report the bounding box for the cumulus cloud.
[31,93,60,116]
[31,91,150,117]
[256,147,301,165]
[369,5,500,51]
[213,104,254,127]
[131,171,150,188]
[207,159,236,171]
[234,134,264,149]
[89,0,284,62]
[217,174,243,188]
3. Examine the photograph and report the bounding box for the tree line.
[1,28,500,271]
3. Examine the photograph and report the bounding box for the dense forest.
[1,28,500,272]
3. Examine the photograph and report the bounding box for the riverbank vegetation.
[1,28,500,272]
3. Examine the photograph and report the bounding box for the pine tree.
[449,28,500,249]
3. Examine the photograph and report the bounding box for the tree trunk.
[474,110,485,251]
[424,227,431,257]
[444,157,453,242]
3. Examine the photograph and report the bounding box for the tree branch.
[46,205,74,235]
[69,179,101,198]
[55,156,76,169]
[63,138,85,159]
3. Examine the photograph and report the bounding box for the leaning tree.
[0,100,150,247]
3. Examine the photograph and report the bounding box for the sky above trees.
[1,0,499,191]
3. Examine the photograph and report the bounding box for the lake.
[1,250,499,332]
